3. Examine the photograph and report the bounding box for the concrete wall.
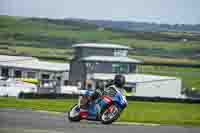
[69,60,86,82]
[135,79,182,98]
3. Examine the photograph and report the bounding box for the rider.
[111,74,126,95]
[92,74,127,104]
[79,74,127,118]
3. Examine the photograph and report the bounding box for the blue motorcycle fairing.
[111,92,127,109]
[75,106,80,112]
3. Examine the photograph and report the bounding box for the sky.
[0,0,200,24]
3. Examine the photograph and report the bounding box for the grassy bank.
[1,15,200,60]
[0,97,200,126]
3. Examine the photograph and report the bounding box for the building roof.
[80,56,143,63]
[0,55,69,72]
[72,43,131,50]
[92,73,179,83]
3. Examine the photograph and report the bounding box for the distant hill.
[0,15,200,60]
[65,18,200,33]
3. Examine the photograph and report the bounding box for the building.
[69,43,142,83]
[0,55,69,93]
[69,43,182,98]
[0,43,182,98]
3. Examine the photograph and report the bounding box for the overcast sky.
[0,0,199,24]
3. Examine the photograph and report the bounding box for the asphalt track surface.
[0,109,200,133]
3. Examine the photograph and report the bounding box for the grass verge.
[0,97,200,126]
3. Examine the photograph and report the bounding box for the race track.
[0,108,199,133]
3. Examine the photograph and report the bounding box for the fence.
[18,92,200,104]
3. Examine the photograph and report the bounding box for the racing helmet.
[114,74,126,88]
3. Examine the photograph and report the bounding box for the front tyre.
[68,104,80,122]
[101,104,120,124]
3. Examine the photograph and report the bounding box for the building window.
[41,74,50,80]
[114,50,128,57]
[27,71,36,79]
[1,68,9,77]
[57,76,61,81]
[112,64,120,73]
[112,64,129,73]
[130,64,136,73]
[14,70,22,78]
[86,62,96,72]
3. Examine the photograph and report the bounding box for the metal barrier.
[18,92,200,104]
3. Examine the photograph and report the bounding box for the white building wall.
[22,71,26,78]
[0,66,68,84]
[63,72,69,80]
[9,68,14,77]
[135,79,182,98]
[0,80,37,97]
[61,71,68,84]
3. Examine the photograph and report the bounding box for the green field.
[1,15,200,61]
[0,97,200,126]
[0,45,73,61]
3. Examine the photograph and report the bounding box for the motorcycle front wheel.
[101,104,120,124]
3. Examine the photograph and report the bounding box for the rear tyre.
[101,104,120,124]
[68,104,80,122]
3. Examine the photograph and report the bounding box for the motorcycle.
[68,85,127,124]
